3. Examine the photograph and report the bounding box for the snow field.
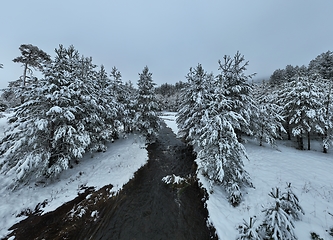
[163,112,333,240]
[0,114,148,238]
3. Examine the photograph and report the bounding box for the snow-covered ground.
[159,112,178,134]
[0,115,148,238]
[162,112,333,240]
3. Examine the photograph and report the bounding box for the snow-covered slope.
[162,112,333,240]
[0,114,148,238]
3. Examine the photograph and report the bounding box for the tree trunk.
[307,131,311,150]
[259,125,264,146]
[323,138,328,153]
[22,63,28,86]
[297,134,304,150]
[299,136,303,150]
[286,117,291,140]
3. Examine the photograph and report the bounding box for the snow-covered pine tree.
[0,78,52,186]
[134,66,161,142]
[122,80,137,133]
[269,68,286,87]
[275,73,325,150]
[108,66,130,137]
[309,51,333,153]
[75,56,112,153]
[93,64,120,149]
[237,217,261,240]
[216,51,256,141]
[280,183,304,220]
[12,44,51,87]
[176,64,213,144]
[251,81,285,147]
[0,45,107,185]
[321,82,333,153]
[194,65,251,206]
[262,188,297,240]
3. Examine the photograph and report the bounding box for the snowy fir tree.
[216,51,256,141]
[251,82,285,147]
[267,51,333,152]
[4,44,51,107]
[12,44,51,87]
[92,64,118,150]
[237,217,261,240]
[75,56,116,153]
[134,66,161,142]
[109,66,134,136]
[275,73,325,150]
[0,45,118,186]
[194,81,251,205]
[261,188,297,240]
[177,64,214,145]
[309,51,333,153]
[280,183,304,220]
[177,59,252,206]
[269,68,286,87]
[321,81,333,153]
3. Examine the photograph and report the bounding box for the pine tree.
[322,84,333,153]
[237,217,261,240]
[196,66,251,206]
[269,68,286,87]
[0,45,105,185]
[94,64,119,146]
[12,44,51,87]
[276,73,325,150]
[251,82,285,146]
[122,80,137,133]
[134,66,161,142]
[109,66,128,137]
[309,51,333,153]
[280,183,304,220]
[75,56,112,153]
[262,188,297,240]
[217,51,256,141]
[178,62,252,205]
[177,64,213,144]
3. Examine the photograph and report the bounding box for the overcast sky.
[1,1,333,89]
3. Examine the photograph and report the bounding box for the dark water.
[5,123,217,240]
[89,123,216,240]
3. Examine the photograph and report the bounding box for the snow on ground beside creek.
[162,112,333,240]
[0,113,148,238]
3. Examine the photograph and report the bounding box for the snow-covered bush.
[280,183,304,220]
[261,188,297,240]
[237,217,261,240]
[237,184,304,240]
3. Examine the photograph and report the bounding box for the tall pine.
[134,66,161,142]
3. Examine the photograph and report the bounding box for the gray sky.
[1,1,333,89]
